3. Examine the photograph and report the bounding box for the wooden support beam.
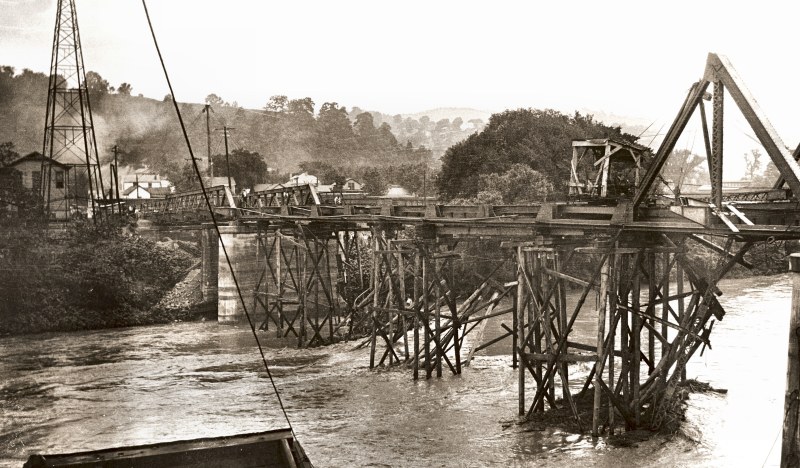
[593,254,610,437]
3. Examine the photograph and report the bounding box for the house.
[253,183,284,192]
[385,185,411,198]
[121,168,172,191]
[316,183,336,194]
[287,172,318,186]
[121,184,172,199]
[0,152,71,219]
[205,176,236,193]
[342,178,364,193]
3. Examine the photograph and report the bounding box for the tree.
[287,97,315,118]
[205,93,224,107]
[377,122,397,147]
[662,149,708,196]
[744,149,762,181]
[117,83,132,95]
[354,112,375,137]
[477,164,553,203]
[316,102,356,157]
[0,141,19,166]
[210,148,269,191]
[265,95,288,113]
[437,109,641,200]
[85,71,110,103]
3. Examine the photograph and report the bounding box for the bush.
[0,217,194,334]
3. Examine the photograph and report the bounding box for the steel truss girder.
[634,53,800,209]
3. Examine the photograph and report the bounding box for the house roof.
[253,183,283,192]
[122,185,172,197]
[385,185,410,197]
[5,152,70,169]
[206,176,236,187]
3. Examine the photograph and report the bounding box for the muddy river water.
[0,274,793,467]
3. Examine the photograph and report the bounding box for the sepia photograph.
[3,1,800,466]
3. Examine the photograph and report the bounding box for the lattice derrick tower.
[41,0,104,217]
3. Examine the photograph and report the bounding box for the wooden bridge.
[132,53,800,437]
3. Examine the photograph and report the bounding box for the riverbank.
[150,266,217,321]
[0,218,203,336]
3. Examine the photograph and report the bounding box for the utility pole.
[112,145,121,213]
[782,253,800,467]
[222,126,233,191]
[203,104,213,179]
[422,153,427,204]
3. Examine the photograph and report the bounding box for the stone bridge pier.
[209,224,264,324]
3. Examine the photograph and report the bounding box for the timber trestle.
[252,222,369,347]
[149,52,800,437]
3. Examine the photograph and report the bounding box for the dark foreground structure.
[24,429,311,468]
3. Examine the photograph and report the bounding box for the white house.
[342,178,364,193]
[121,168,172,191]
[121,184,172,199]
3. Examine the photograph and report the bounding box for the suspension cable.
[141,0,295,436]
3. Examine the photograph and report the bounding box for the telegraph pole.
[782,253,800,467]
[223,126,233,191]
[112,145,121,212]
[203,104,213,179]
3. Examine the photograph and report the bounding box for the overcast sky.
[2,0,800,176]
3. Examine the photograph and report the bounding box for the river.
[0,274,791,467]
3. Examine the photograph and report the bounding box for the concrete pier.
[216,225,262,324]
[200,225,219,305]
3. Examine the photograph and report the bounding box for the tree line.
[1,66,481,195]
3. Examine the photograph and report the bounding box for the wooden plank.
[465,292,500,366]
[688,234,753,269]
[525,352,597,362]
[542,267,593,288]
[724,203,755,225]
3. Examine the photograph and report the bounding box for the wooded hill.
[0,66,485,194]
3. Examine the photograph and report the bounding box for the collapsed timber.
[236,213,780,438]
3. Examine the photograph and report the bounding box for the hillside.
[0,66,660,195]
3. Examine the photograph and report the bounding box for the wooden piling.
[631,254,642,427]
[677,261,686,382]
[413,252,421,380]
[423,249,432,379]
[781,253,800,467]
[593,254,610,437]
[517,246,526,415]
[369,229,379,368]
[647,252,656,374]
[276,234,283,337]
[662,253,670,360]
[434,257,442,378]
[555,252,569,400]
[608,252,617,433]
[619,254,630,415]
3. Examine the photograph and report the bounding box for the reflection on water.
[0,274,792,467]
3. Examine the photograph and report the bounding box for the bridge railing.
[135,185,237,222]
[242,184,320,209]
